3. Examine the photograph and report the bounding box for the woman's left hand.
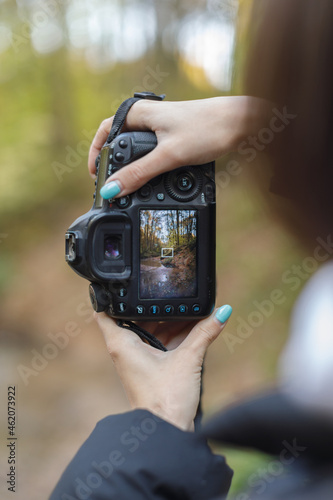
[95,306,232,431]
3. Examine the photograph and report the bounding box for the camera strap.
[117,320,168,352]
[106,91,165,144]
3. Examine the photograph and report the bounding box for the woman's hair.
[245,0,333,247]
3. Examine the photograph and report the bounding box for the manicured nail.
[215,305,233,324]
[100,181,121,200]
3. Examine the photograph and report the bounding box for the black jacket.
[49,410,232,500]
[50,392,333,500]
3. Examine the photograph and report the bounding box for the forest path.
[140,257,174,297]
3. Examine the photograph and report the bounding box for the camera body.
[65,131,216,320]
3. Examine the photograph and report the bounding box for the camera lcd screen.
[94,148,109,209]
[139,210,198,299]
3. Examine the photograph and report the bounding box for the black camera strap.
[106,92,165,144]
[116,320,168,352]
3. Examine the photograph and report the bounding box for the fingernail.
[100,181,121,200]
[215,305,233,324]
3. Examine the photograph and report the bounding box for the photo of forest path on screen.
[140,210,197,299]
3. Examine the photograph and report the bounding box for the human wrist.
[213,95,271,152]
[237,95,274,142]
[130,399,194,432]
[150,408,194,432]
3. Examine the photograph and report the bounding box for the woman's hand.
[88,96,266,198]
[95,305,232,431]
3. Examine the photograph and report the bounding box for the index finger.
[88,117,114,177]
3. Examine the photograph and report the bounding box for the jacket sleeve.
[49,409,233,500]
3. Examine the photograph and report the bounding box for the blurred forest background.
[0,1,309,499]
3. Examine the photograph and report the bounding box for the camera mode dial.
[165,167,203,202]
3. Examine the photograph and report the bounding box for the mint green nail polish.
[215,305,233,324]
[100,181,121,200]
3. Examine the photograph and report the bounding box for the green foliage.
[222,446,274,496]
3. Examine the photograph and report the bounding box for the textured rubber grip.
[130,131,157,161]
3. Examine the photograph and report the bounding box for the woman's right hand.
[88,96,265,198]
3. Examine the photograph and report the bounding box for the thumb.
[179,305,233,360]
[95,312,141,358]
[88,117,114,177]
[100,142,179,198]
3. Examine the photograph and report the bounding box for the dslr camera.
[65,118,216,321]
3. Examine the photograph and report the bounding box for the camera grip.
[111,131,157,167]
[129,131,157,161]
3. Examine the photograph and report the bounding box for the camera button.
[136,305,145,315]
[117,288,127,298]
[192,304,201,314]
[177,174,193,192]
[116,196,131,209]
[117,302,127,313]
[115,152,125,162]
[164,305,174,315]
[150,305,160,315]
[119,140,128,149]
[137,184,153,201]
[205,184,215,201]
[178,304,188,314]
[156,193,165,201]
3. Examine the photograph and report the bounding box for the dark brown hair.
[245,0,333,247]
